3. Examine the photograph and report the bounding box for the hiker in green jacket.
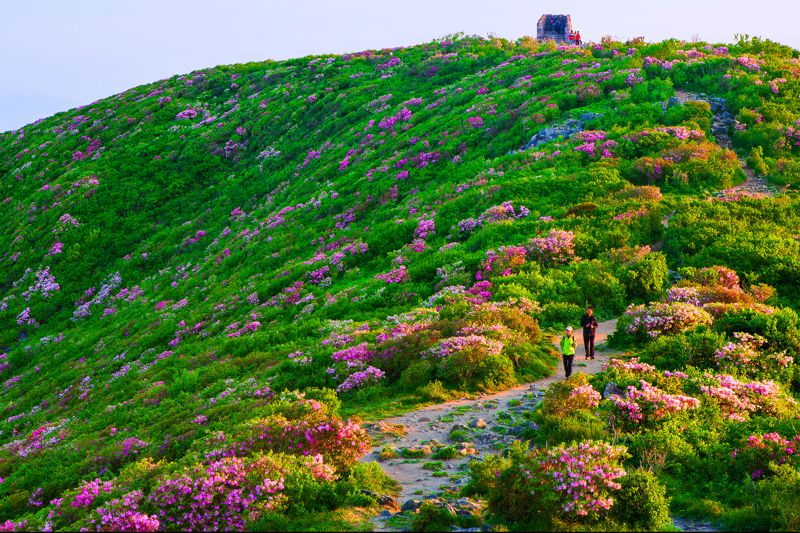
[560,325,577,378]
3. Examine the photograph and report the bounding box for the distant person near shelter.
[568,31,576,43]
[575,31,582,45]
[560,325,576,378]
[580,306,598,360]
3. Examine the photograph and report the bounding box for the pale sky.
[1,0,798,132]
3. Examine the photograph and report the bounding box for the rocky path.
[362,320,617,530]
[672,90,780,197]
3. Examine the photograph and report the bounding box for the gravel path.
[362,320,617,515]
[673,89,780,197]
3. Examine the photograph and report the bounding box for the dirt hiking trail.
[361,319,618,506]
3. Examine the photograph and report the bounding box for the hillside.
[1,34,800,531]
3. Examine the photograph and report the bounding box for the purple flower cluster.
[288,351,312,366]
[175,108,199,120]
[89,490,160,532]
[414,218,436,239]
[149,456,284,531]
[336,366,385,393]
[72,478,113,508]
[569,385,601,408]
[715,332,792,375]
[467,116,484,128]
[374,266,409,284]
[666,287,701,306]
[602,358,656,375]
[535,441,628,516]
[736,56,763,72]
[610,380,700,425]
[332,342,375,367]
[426,334,504,359]
[527,230,575,266]
[458,202,529,234]
[23,267,60,300]
[334,208,356,230]
[624,302,712,338]
[377,56,402,69]
[308,265,331,285]
[378,107,413,130]
[699,374,784,421]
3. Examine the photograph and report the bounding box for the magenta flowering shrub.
[148,456,286,531]
[72,478,114,508]
[609,380,700,429]
[457,201,529,234]
[602,357,657,375]
[336,366,385,393]
[86,490,159,532]
[491,441,628,521]
[526,230,575,266]
[698,374,790,421]
[426,334,504,359]
[467,116,484,128]
[414,217,435,239]
[374,265,409,283]
[2,419,69,457]
[732,432,800,480]
[238,412,370,470]
[332,342,374,367]
[476,246,527,279]
[568,385,602,409]
[623,302,712,338]
[715,332,792,379]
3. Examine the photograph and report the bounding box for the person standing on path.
[580,306,598,359]
[560,325,576,378]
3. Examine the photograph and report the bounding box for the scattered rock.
[361,490,400,511]
[520,112,604,151]
[602,382,624,399]
[672,516,720,532]
[456,497,482,510]
[469,418,487,429]
[523,119,583,149]
[401,498,423,512]
[372,421,408,438]
[457,442,479,456]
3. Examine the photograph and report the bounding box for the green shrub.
[432,446,459,460]
[627,427,696,477]
[755,463,800,531]
[411,502,458,532]
[416,380,453,403]
[541,302,583,329]
[611,469,671,530]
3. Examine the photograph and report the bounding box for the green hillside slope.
[1,34,799,531]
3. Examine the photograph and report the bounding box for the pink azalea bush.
[732,432,800,480]
[623,301,712,338]
[715,332,792,379]
[609,380,700,429]
[698,374,790,422]
[526,230,575,266]
[490,441,628,520]
[148,456,286,531]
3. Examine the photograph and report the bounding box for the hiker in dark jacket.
[580,306,598,359]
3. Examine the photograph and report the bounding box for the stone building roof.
[537,14,574,43]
